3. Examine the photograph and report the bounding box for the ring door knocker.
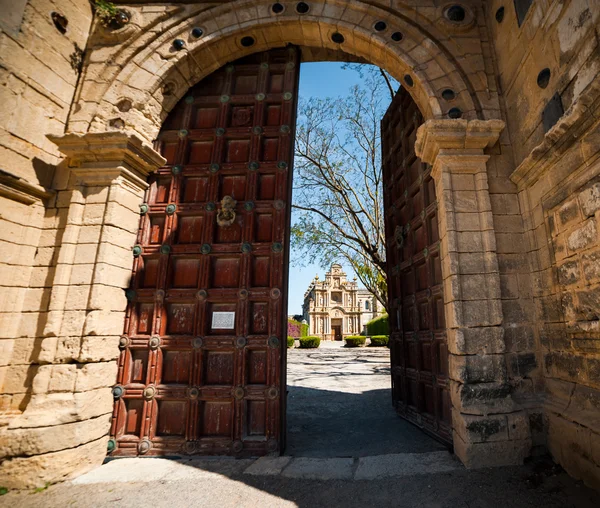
[216,195,237,227]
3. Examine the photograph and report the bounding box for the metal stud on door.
[381,88,452,446]
[110,48,300,457]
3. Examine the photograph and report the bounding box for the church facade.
[302,264,383,340]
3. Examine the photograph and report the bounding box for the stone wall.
[0,0,101,488]
[488,0,600,489]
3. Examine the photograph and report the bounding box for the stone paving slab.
[280,457,354,480]
[354,451,461,480]
[244,456,292,476]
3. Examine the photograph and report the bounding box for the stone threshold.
[72,451,461,484]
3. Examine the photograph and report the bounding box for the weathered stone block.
[508,352,539,378]
[49,364,77,392]
[453,431,530,468]
[54,336,82,363]
[58,310,87,337]
[448,326,505,355]
[31,365,52,394]
[504,326,535,352]
[584,355,600,389]
[536,294,564,323]
[502,299,533,324]
[582,249,600,281]
[462,299,502,327]
[552,234,568,261]
[83,310,126,336]
[461,274,500,300]
[576,289,600,321]
[453,410,509,444]
[546,351,585,382]
[579,182,600,218]
[567,218,597,251]
[0,436,107,489]
[88,285,127,311]
[15,389,113,428]
[547,412,600,490]
[78,336,120,363]
[560,290,577,321]
[94,263,131,288]
[449,354,506,383]
[500,273,519,298]
[2,365,38,394]
[450,380,515,415]
[557,259,581,285]
[0,413,110,460]
[74,361,117,392]
[556,198,580,229]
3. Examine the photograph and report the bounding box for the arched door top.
[69,0,499,143]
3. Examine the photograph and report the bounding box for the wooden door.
[109,47,300,457]
[381,87,452,445]
[332,325,342,341]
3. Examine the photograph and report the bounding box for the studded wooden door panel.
[382,88,452,445]
[109,47,299,457]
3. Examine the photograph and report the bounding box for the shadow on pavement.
[285,385,446,457]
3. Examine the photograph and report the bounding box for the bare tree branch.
[291,66,395,313]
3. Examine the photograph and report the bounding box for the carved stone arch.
[70,0,496,143]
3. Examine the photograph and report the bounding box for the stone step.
[71,451,461,485]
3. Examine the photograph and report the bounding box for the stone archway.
[67,0,495,142]
[25,0,533,485]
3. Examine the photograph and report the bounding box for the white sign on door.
[211,311,236,329]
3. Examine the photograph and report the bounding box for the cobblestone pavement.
[4,344,598,507]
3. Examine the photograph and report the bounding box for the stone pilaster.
[416,119,531,467]
[0,133,164,489]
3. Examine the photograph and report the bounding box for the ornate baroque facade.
[0,0,599,492]
[302,264,382,340]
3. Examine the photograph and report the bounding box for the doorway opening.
[109,47,451,459]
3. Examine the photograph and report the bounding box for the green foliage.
[95,0,119,16]
[299,336,321,348]
[0,487,7,496]
[288,318,309,338]
[33,482,50,494]
[355,263,387,308]
[345,336,366,347]
[366,314,389,336]
[94,1,125,28]
[369,335,389,347]
[287,336,295,348]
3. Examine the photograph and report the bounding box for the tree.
[291,67,397,312]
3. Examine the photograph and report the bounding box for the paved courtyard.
[286,341,446,457]
[3,344,598,507]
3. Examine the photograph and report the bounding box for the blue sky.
[286,62,367,315]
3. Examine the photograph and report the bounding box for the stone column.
[0,133,164,489]
[416,119,531,467]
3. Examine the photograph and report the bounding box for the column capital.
[48,132,166,187]
[415,119,505,165]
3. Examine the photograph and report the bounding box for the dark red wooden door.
[382,88,452,445]
[110,47,300,457]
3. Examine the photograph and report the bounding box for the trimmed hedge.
[345,335,366,347]
[366,314,389,336]
[369,335,389,347]
[299,336,320,348]
[287,336,295,348]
